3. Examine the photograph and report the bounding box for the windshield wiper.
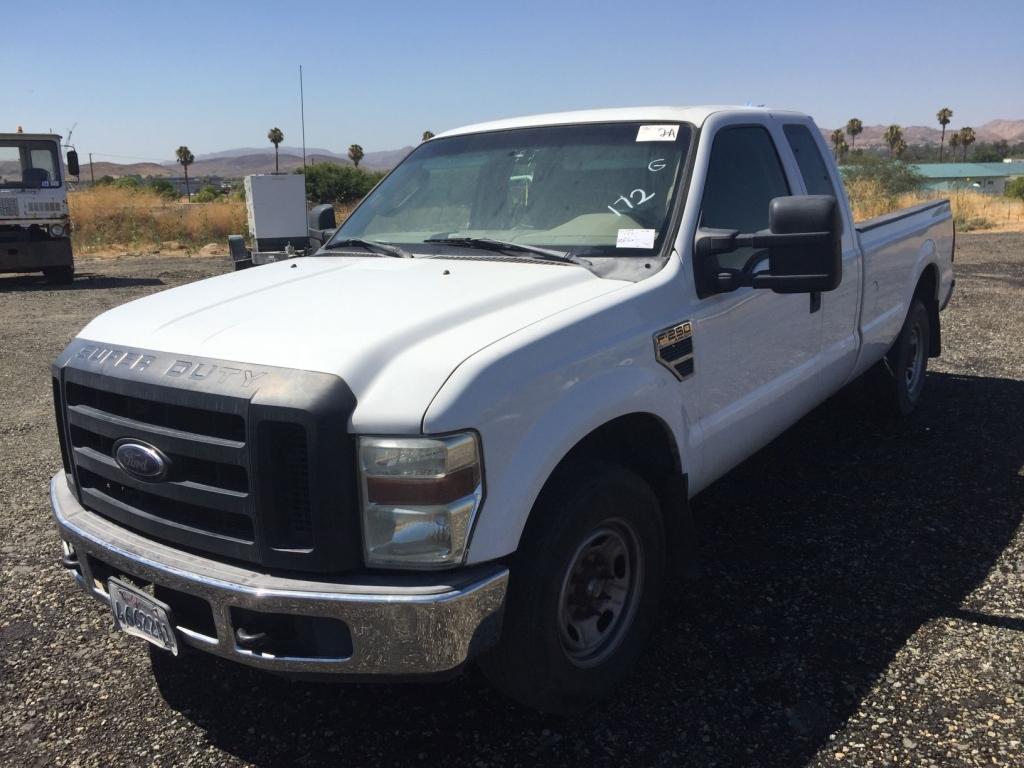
[319,238,413,259]
[423,237,589,267]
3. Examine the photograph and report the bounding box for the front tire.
[480,463,665,714]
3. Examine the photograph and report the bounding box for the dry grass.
[69,187,247,253]
[847,178,1024,232]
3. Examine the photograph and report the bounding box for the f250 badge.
[654,321,695,381]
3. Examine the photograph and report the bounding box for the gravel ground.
[1,236,1022,767]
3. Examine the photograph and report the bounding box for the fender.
[424,326,699,565]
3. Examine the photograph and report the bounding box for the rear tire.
[43,265,74,284]
[868,298,930,418]
[479,463,665,714]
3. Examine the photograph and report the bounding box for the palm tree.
[845,118,863,152]
[948,132,961,161]
[895,138,907,158]
[883,125,903,160]
[958,126,976,161]
[348,144,364,168]
[422,131,435,142]
[267,127,284,173]
[830,129,845,161]
[936,108,953,162]
[175,145,195,199]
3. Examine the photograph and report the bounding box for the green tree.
[175,145,195,199]
[148,178,178,199]
[194,184,222,203]
[298,163,385,204]
[958,126,976,161]
[936,107,953,162]
[845,118,863,152]
[422,130,435,142]
[830,129,846,161]
[883,125,903,160]
[348,144,364,168]
[267,127,285,173]
[1005,177,1024,200]
[948,132,961,160]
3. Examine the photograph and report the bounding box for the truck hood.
[78,255,629,431]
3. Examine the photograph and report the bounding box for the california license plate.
[107,577,179,655]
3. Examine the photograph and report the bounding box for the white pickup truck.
[49,106,954,713]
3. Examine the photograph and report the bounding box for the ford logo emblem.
[113,439,170,482]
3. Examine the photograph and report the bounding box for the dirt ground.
[1,234,1022,767]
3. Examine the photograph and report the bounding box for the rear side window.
[700,126,790,271]
[783,124,834,196]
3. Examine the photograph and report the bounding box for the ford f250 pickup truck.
[49,106,954,713]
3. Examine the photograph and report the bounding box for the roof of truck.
[0,132,61,141]
[438,106,806,138]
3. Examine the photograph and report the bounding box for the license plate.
[107,577,179,655]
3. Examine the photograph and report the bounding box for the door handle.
[809,291,821,313]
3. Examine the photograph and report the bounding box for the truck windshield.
[332,122,692,258]
[0,141,61,189]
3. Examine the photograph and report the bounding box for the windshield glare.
[334,122,692,257]
[0,141,61,189]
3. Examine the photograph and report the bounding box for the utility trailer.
[227,174,337,269]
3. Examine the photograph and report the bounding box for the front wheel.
[868,298,930,418]
[479,463,665,714]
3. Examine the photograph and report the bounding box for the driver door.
[689,119,824,475]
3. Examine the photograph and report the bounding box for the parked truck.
[1,131,78,283]
[49,106,954,713]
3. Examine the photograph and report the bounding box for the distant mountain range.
[83,146,414,180]
[818,118,1024,148]
[80,118,1024,181]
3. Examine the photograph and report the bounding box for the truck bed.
[853,199,955,376]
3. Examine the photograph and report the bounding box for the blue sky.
[3,0,1022,161]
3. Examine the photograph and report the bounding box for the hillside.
[820,118,1024,148]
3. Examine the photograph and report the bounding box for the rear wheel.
[43,265,74,284]
[479,463,665,714]
[869,298,930,417]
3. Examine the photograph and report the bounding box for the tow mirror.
[66,150,80,177]
[694,195,842,296]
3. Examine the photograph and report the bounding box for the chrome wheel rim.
[557,520,643,668]
[906,323,925,395]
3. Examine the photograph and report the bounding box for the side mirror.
[694,195,842,296]
[66,150,80,177]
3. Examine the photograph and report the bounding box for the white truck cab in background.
[0,131,78,283]
[48,106,953,713]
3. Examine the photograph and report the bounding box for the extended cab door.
[778,121,863,392]
[685,114,825,477]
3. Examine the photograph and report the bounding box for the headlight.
[358,433,483,568]
[48,223,66,238]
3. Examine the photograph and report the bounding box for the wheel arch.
[522,412,693,564]
[913,262,941,357]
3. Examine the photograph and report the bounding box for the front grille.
[53,342,361,573]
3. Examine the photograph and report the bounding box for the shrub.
[147,178,178,199]
[841,156,923,198]
[193,185,222,203]
[1006,177,1024,200]
[299,163,385,204]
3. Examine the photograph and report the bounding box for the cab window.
[783,124,835,196]
[699,126,790,271]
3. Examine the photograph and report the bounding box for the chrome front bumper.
[51,473,508,675]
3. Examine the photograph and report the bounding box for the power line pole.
[299,64,307,173]
[89,152,95,185]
